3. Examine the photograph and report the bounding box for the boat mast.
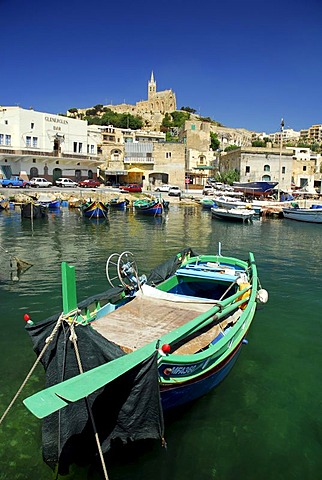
[278,118,284,201]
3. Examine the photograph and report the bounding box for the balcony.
[0,146,100,162]
[123,156,154,164]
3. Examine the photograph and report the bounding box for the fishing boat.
[21,202,48,219]
[21,246,267,473]
[233,181,278,197]
[282,204,322,223]
[109,197,128,210]
[214,196,262,215]
[211,207,255,223]
[200,198,216,209]
[37,193,61,209]
[133,198,163,216]
[82,200,109,219]
[0,199,9,210]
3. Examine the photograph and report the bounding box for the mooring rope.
[0,312,66,426]
[69,322,109,480]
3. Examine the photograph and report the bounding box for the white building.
[0,106,102,182]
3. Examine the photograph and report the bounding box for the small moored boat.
[82,200,109,219]
[211,207,255,223]
[21,246,268,473]
[133,198,163,216]
[282,204,322,223]
[21,202,48,219]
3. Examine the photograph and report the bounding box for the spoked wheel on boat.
[106,251,141,289]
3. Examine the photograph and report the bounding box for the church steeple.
[148,71,156,100]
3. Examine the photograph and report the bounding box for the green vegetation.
[85,108,143,130]
[210,132,220,151]
[180,106,197,114]
[224,145,240,152]
[251,140,266,147]
[217,169,240,185]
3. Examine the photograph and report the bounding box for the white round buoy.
[256,289,268,304]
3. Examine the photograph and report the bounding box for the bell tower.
[148,71,156,100]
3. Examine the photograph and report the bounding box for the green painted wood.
[61,262,77,314]
[23,343,156,418]
[23,253,257,419]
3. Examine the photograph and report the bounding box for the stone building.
[220,146,294,192]
[73,72,177,132]
[290,147,321,192]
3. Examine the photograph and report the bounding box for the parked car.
[0,176,30,188]
[168,186,181,197]
[155,184,173,192]
[30,177,53,188]
[203,185,214,195]
[119,184,142,193]
[55,178,78,188]
[78,179,101,188]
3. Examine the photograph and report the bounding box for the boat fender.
[237,279,251,310]
[163,367,172,376]
[256,289,269,304]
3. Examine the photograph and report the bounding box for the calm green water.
[0,205,322,480]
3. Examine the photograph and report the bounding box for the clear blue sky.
[2,0,322,133]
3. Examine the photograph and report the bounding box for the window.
[166,152,172,159]
[90,144,94,154]
[262,175,271,181]
[73,142,77,153]
[26,136,31,147]
[32,137,38,148]
[5,134,11,146]
[303,165,307,171]
[264,164,270,172]
[245,166,250,173]
[282,166,285,174]
[0,134,3,145]
[78,143,82,153]
[31,122,34,129]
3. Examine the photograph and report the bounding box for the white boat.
[282,206,322,223]
[214,196,262,215]
[211,207,256,223]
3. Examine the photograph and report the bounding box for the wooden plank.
[91,295,214,351]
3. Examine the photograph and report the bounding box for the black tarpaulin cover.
[146,247,199,286]
[26,314,164,474]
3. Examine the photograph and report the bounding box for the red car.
[78,179,101,188]
[120,184,142,193]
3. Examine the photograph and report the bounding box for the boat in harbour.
[22,246,267,473]
[109,197,129,210]
[233,181,278,197]
[21,202,48,219]
[82,200,109,219]
[211,207,256,223]
[133,198,163,216]
[282,204,322,223]
[214,196,262,215]
[200,198,216,209]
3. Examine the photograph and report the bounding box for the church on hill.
[73,72,177,131]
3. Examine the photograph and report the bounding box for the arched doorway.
[53,168,62,183]
[30,167,38,179]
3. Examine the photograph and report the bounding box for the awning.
[127,167,145,173]
[105,170,127,175]
[193,166,215,170]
